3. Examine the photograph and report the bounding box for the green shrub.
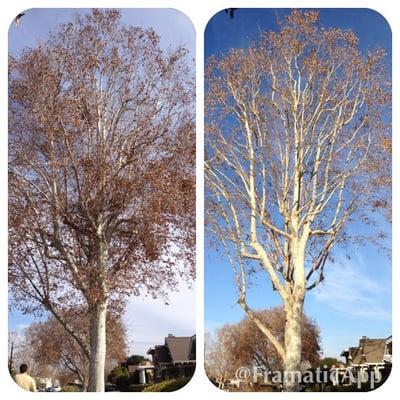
[108,366,130,390]
[129,384,152,392]
[116,375,131,391]
[108,366,129,384]
[316,357,340,368]
[128,370,140,385]
[143,377,191,392]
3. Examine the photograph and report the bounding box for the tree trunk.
[283,301,303,391]
[87,301,107,392]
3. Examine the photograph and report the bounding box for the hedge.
[142,378,191,392]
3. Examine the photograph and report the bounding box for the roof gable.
[351,338,387,364]
[165,335,195,363]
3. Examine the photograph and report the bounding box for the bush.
[129,384,152,392]
[316,357,340,368]
[128,370,140,385]
[143,377,191,392]
[108,366,131,391]
[116,375,130,391]
[62,385,80,392]
[108,366,129,384]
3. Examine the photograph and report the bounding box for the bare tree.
[205,10,390,391]
[205,330,239,389]
[9,330,45,379]
[9,9,195,391]
[8,331,18,375]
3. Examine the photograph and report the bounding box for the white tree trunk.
[283,301,303,391]
[87,301,107,392]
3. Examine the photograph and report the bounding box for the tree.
[205,330,239,389]
[205,10,390,391]
[8,332,17,375]
[8,330,47,380]
[317,357,340,368]
[124,354,149,366]
[205,307,320,390]
[107,365,130,391]
[9,9,195,391]
[127,355,146,365]
[25,312,127,390]
[227,307,319,374]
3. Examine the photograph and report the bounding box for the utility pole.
[8,339,14,374]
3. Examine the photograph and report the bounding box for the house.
[36,377,53,391]
[36,377,60,391]
[341,335,392,368]
[147,334,196,382]
[339,335,392,388]
[383,336,392,364]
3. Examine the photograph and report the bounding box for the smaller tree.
[8,330,45,379]
[24,312,127,390]
[107,366,131,391]
[124,354,149,366]
[317,357,340,368]
[205,307,321,389]
[205,330,239,389]
[229,307,320,373]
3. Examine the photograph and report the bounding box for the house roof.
[343,337,389,365]
[147,334,196,364]
[147,344,172,364]
[341,346,358,358]
[166,335,194,363]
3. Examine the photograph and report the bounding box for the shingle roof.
[350,338,387,365]
[147,344,172,364]
[147,334,196,365]
[165,336,193,363]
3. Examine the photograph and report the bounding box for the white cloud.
[15,323,29,334]
[123,280,196,357]
[311,254,391,321]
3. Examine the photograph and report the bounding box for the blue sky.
[8,8,195,357]
[205,8,392,359]
[205,8,391,60]
[9,8,195,58]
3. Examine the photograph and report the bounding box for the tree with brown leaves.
[9,9,195,391]
[205,10,390,391]
[25,313,127,390]
[205,307,320,390]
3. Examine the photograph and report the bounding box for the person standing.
[14,364,36,392]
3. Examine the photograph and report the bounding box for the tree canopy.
[205,10,390,391]
[9,9,195,391]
